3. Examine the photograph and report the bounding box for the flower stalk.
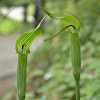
[74,74,80,100]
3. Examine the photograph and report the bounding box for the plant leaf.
[91,96,100,100]
[39,96,46,100]
[30,0,60,19]
[60,16,80,33]
[30,0,81,34]
[15,17,46,54]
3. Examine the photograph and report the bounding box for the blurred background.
[0,0,100,100]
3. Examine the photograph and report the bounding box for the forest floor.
[0,34,44,98]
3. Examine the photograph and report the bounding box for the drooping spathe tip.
[44,25,76,41]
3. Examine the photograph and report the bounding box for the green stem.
[73,74,80,100]
[17,54,27,100]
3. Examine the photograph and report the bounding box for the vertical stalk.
[17,53,27,100]
[73,74,80,100]
[69,33,81,100]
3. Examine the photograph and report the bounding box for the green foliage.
[25,93,33,100]
[39,96,46,100]
[0,18,33,34]
[91,96,100,100]
[25,1,100,99]
[1,0,100,100]
[0,0,27,7]
[0,18,20,34]
[27,4,35,17]
[32,1,81,99]
[27,30,100,100]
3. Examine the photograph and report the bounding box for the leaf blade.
[15,17,46,54]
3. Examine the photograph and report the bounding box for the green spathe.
[69,33,81,75]
[17,54,27,100]
[16,17,46,100]
[16,17,46,54]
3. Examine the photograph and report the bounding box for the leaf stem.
[73,74,80,100]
